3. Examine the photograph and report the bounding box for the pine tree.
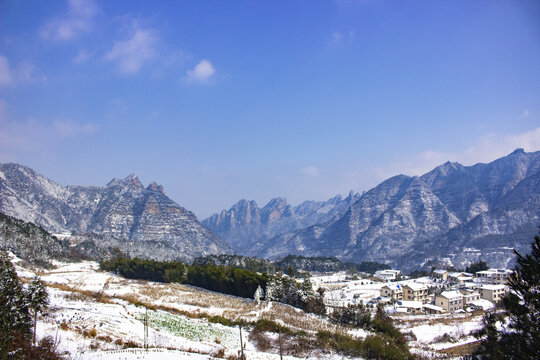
[265,281,274,302]
[375,302,389,322]
[0,251,32,359]
[26,275,49,345]
[300,273,314,299]
[473,230,540,359]
[254,285,264,304]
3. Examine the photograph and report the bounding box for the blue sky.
[1,0,539,218]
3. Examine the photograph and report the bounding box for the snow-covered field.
[14,259,351,359]
[12,257,487,359]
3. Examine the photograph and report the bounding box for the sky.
[1,0,539,219]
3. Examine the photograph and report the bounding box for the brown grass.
[438,340,481,356]
[46,282,113,304]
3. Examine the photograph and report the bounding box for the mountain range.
[0,163,231,261]
[204,149,540,271]
[1,149,539,271]
[201,192,360,253]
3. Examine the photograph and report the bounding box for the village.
[314,267,511,316]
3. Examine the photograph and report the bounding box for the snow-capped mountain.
[0,163,231,261]
[209,149,540,271]
[202,192,360,252]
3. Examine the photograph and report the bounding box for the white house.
[402,283,429,303]
[478,284,508,303]
[374,269,401,282]
[435,291,464,312]
[475,269,513,285]
[380,283,403,301]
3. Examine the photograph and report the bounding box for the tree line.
[1,251,60,359]
[100,257,268,299]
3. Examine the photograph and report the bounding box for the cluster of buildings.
[379,268,512,314]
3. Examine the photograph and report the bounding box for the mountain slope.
[250,149,540,271]
[0,212,72,266]
[202,192,360,252]
[0,164,231,261]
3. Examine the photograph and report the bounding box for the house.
[447,272,474,284]
[380,283,403,301]
[435,291,464,312]
[423,304,445,314]
[478,284,508,303]
[459,288,481,306]
[432,269,448,281]
[395,300,423,314]
[374,269,401,282]
[402,283,429,303]
[475,269,513,285]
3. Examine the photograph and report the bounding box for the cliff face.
[0,164,231,261]
[202,192,360,252]
[214,149,540,271]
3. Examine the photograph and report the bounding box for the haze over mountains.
[202,192,360,253]
[204,149,540,271]
[1,149,539,271]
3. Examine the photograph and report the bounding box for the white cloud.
[40,0,98,41]
[374,127,540,180]
[0,101,97,160]
[52,120,96,137]
[16,63,44,83]
[521,110,529,118]
[300,165,320,177]
[184,59,216,83]
[73,49,91,64]
[0,55,45,86]
[331,29,355,45]
[104,28,158,74]
[68,0,98,18]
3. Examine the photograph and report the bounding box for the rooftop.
[479,284,508,291]
[439,291,463,299]
[404,282,428,291]
[433,269,448,274]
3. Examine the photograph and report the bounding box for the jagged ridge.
[0,164,231,261]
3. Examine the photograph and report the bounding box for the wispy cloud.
[0,55,45,86]
[104,27,158,74]
[331,29,355,45]
[0,104,97,162]
[52,120,97,137]
[184,59,216,84]
[73,49,91,64]
[300,165,320,177]
[40,0,99,41]
[521,110,529,118]
[374,127,540,180]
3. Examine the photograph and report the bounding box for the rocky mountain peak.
[261,197,292,223]
[147,182,165,194]
[511,148,525,155]
[106,174,144,188]
[0,165,231,261]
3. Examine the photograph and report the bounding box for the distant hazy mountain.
[202,192,360,252]
[0,164,231,261]
[209,149,540,271]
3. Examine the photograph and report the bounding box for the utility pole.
[278,329,283,360]
[239,323,245,360]
[144,307,148,350]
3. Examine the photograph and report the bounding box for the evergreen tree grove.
[0,251,32,359]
